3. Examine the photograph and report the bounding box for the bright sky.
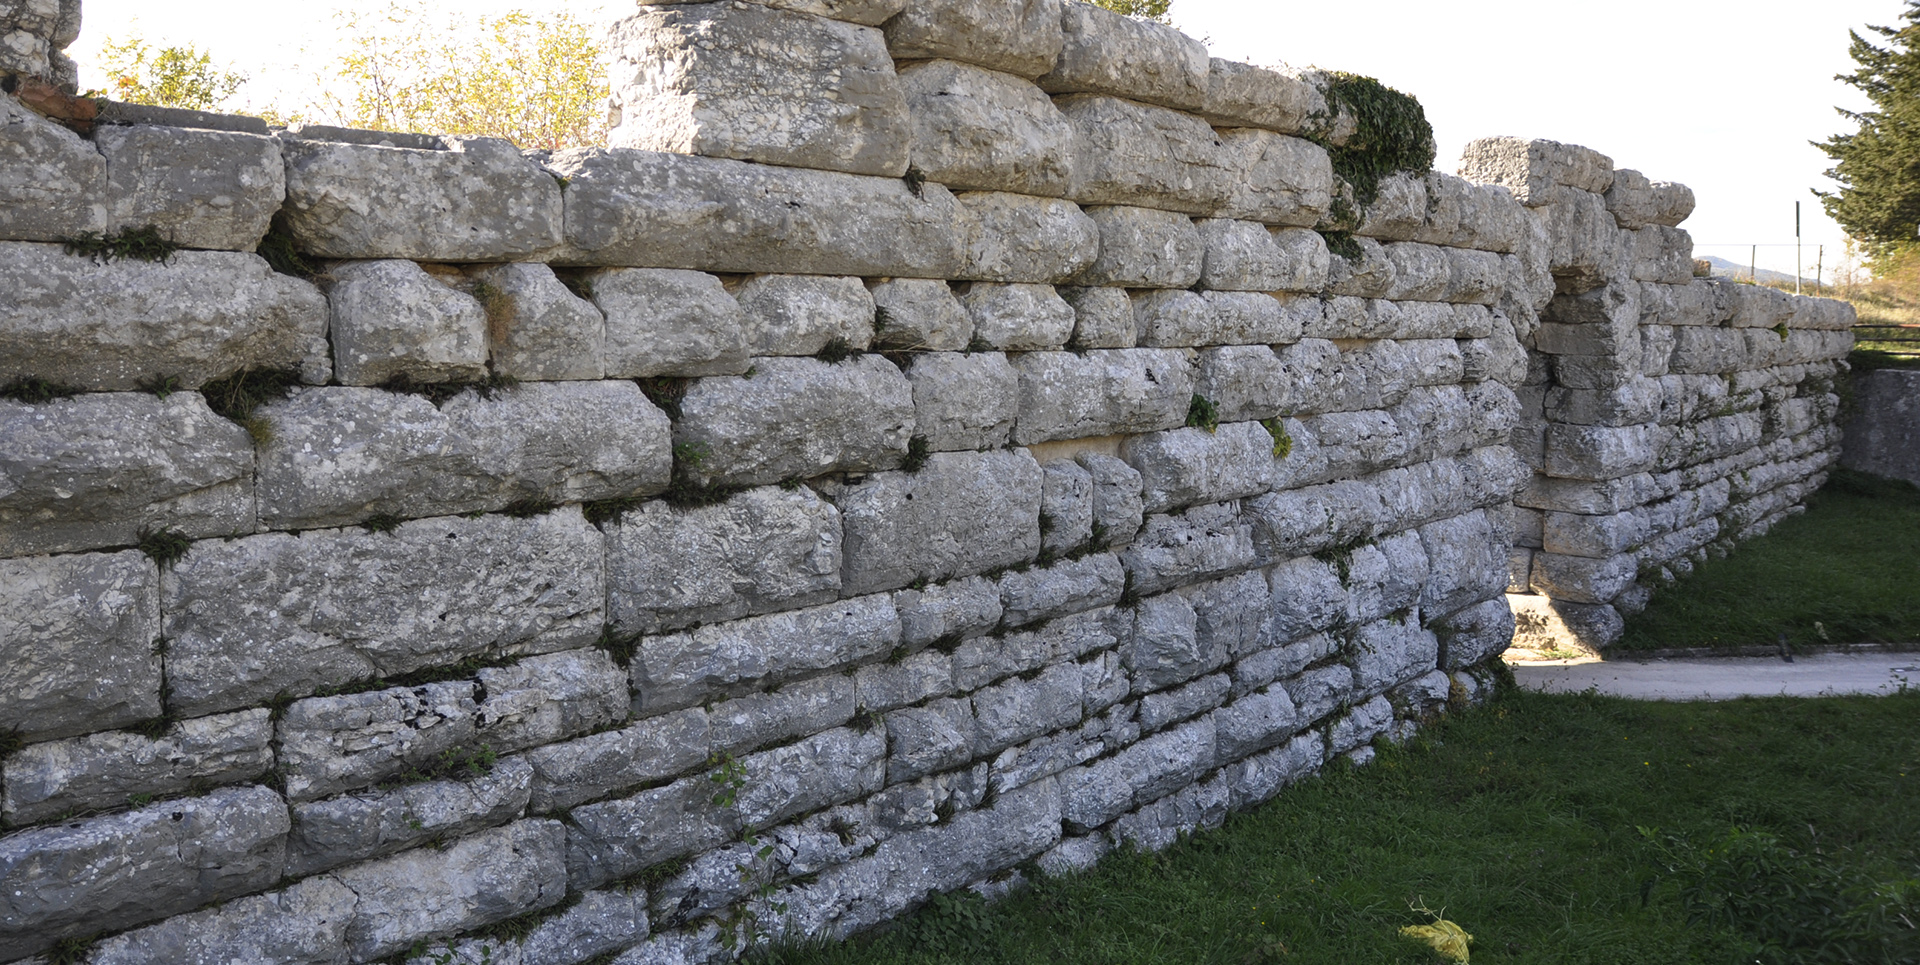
[74,0,1901,280]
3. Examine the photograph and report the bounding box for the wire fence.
[1854,321,1920,358]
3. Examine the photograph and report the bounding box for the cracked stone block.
[0,91,107,241]
[0,242,330,391]
[0,392,254,557]
[893,575,1003,649]
[1056,94,1230,215]
[1349,618,1440,696]
[882,0,1062,78]
[907,350,1019,450]
[84,875,357,965]
[519,707,711,814]
[1200,58,1324,133]
[276,680,480,802]
[1530,551,1638,605]
[163,508,605,717]
[1038,2,1208,111]
[0,550,160,743]
[732,727,888,829]
[733,273,876,357]
[1195,345,1288,423]
[468,262,605,381]
[1074,204,1203,288]
[1216,128,1331,226]
[901,60,1076,197]
[870,277,972,351]
[1060,717,1214,831]
[95,125,284,251]
[476,649,630,755]
[285,757,533,877]
[607,2,909,178]
[1011,348,1193,444]
[280,135,562,261]
[886,697,976,783]
[831,449,1043,594]
[675,355,914,486]
[1139,672,1231,733]
[1439,597,1516,669]
[971,661,1083,756]
[333,820,568,961]
[2,709,272,826]
[954,190,1098,283]
[326,259,487,386]
[1124,592,1227,691]
[586,267,752,379]
[857,648,956,711]
[1132,289,1308,348]
[960,281,1076,350]
[633,594,900,713]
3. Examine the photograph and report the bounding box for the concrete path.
[1510,651,1920,700]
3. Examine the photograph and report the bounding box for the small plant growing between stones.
[594,624,639,668]
[1772,322,1791,341]
[582,495,644,527]
[815,337,860,364]
[380,371,519,406]
[46,935,98,965]
[1261,418,1294,458]
[62,224,178,263]
[256,215,317,279]
[0,728,21,758]
[470,279,518,344]
[635,376,691,419]
[200,367,301,445]
[1118,570,1142,610]
[136,527,192,570]
[137,373,181,399]
[902,435,932,473]
[1318,229,1363,261]
[360,513,404,535]
[500,498,559,519]
[902,165,928,198]
[965,333,993,354]
[555,269,596,301]
[0,377,79,404]
[872,305,894,340]
[1186,394,1220,433]
[1314,534,1371,588]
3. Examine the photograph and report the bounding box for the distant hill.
[1700,255,1803,285]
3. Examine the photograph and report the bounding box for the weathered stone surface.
[832,449,1043,594]
[1648,180,1696,227]
[84,875,357,965]
[882,0,1062,78]
[1200,59,1324,134]
[257,382,671,529]
[1074,204,1203,288]
[1060,285,1135,348]
[1198,221,1327,292]
[93,125,283,251]
[1123,422,1275,514]
[281,135,562,261]
[519,707,710,813]
[871,277,972,350]
[285,757,533,877]
[164,509,605,716]
[547,147,964,277]
[1531,551,1638,605]
[893,574,1004,648]
[971,661,1083,755]
[857,647,955,711]
[644,0,905,24]
[1079,452,1146,547]
[1120,501,1257,596]
[1440,596,1517,669]
[0,392,253,557]
[1012,348,1193,444]
[735,727,888,828]
[468,262,605,381]
[1060,717,1214,831]
[0,550,160,743]
[708,674,856,756]
[1843,368,1920,488]
[1057,94,1229,214]
[277,681,479,802]
[954,190,1098,283]
[608,2,909,178]
[1223,731,1322,810]
[0,91,106,241]
[676,355,914,485]
[1138,671,1230,733]
[0,243,330,391]
[999,554,1125,626]
[884,697,975,783]
[902,60,1076,197]
[477,649,629,754]
[0,786,289,960]
[1216,129,1332,226]
[1038,2,1208,111]
[633,595,900,712]
[1194,345,1286,424]
[960,281,1076,349]
[732,273,876,357]
[588,267,752,378]
[1457,136,1615,203]
[952,605,1116,690]
[1041,457,1095,554]
[907,350,1019,450]
[326,259,487,386]
[333,820,568,961]
[2,709,272,826]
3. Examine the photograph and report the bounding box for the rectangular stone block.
[735,727,888,829]
[0,243,330,391]
[831,449,1043,594]
[907,350,1020,450]
[569,268,744,379]
[1120,501,1257,596]
[0,92,107,242]
[96,125,283,251]
[998,553,1126,627]
[1073,203,1203,288]
[546,147,964,277]
[902,60,1076,197]
[1195,220,1325,292]
[83,876,356,965]
[325,259,487,387]
[1201,58,1324,134]
[285,756,533,877]
[163,509,606,716]
[1216,128,1331,226]
[1060,717,1214,831]
[2,709,272,826]
[1060,285,1136,348]
[0,550,160,743]
[708,673,855,756]
[733,273,876,357]
[1196,344,1288,423]
[1011,348,1193,444]
[954,190,1098,283]
[1532,551,1638,606]
[675,355,914,485]
[882,0,1062,78]
[280,135,562,261]
[277,680,479,802]
[1415,509,1509,615]
[893,574,1004,648]
[1037,2,1208,111]
[467,262,606,381]
[871,277,973,350]
[476,649,629,754]
[633,595,900,713]
[332,820,567,961]
[0,786,288,960]
[1123,422,1276,514]
[858,648,956,711]
[961,281,1076,349]
[1057,94,1231,215]
[1544,423,1658,480]
[519,706,711,814]
[1457,136,1615,204]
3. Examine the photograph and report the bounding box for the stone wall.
[0,0,1854,962]
[0,0,81,92]
[1843,368,1920,488]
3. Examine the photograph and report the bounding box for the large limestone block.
[0,550,160,743]
[643,0,906,24]
[1649,180,1696,227]
[906,350,1019,449]
[1542,189,1622,290]
[277,680,481,802]
[954,190,1099,283]
[588,267,752,378]
[1196,344,1288,422]
[469,262,606,381]
[1,709,272,825]
[961,281,1076,349]
[565,775,739,889]
[1058,94,1230,214]
[608,485,843,635]
[1842,368,1920,488]
[674,355,914,485]
[0,786,289,960]
[1456,136,1615,204]
[871,276,972,350]
[1133,290,1309,348]
[901,60,1076,196]
[1011,348,1193,444]
[1080,452,1145,548]
[883,0,1062,78]
[1123,421,1276,514]
[1544,423,1658,479]
[1037,2,1208,111]
[334,821,568,961]
[0,91,107,241]
[633,595,900,712]
[546,147,965,277]
[1216,129,1332,226]
[733,727,887,828]
[1531,551,1637,605]
[283,757,531,876]
[1061,285,1135,347]
[474,649,630,754]
[327,259,487,386]
[83,876,357,965]
[519,707,710,812]
[163,509,605,716]
[608,2,909,177]
[96,125,284,251]
[1197,220,1326,292]
[1200,59,1324,134]
[1120,501,1257,596]
[280,135,561,261]
[0,392,253,557]
[1629,225,1695,285]
[0,243,329,391]
[1074,204,1203,288]
[733,273,876,357]
[257,382,671,529]
[1061,718,1215,830]
[831,449,1043,594]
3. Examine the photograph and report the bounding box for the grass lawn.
[1616,468,1920,650]
[768,689,1920,964]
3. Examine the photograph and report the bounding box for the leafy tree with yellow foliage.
[90,37,247,112]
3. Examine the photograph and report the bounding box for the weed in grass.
[63,224,178,263]
[137,527,191,570]
[0,377,79,404]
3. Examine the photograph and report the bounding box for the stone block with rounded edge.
[469,262,605,381]
[95,125,284,251]
[0,786,289,961]
[1196,220,1326,292]
[893,575,1004,648]
[998,554,1125,627]
[0,243,329,391]
[674,355,914,486]
[831,449,1043,594]
[1041,457,1096,554]
[1074,204,1203,288]
[2,709,272,826]
[163,509,605,717]
[1060,286,1134,347]
[1456,136,1615,204]
[907,350,1019,450]
[1649,181,1696,227]
[284,758,533,878]
[960,281,1076,349]
[1216,129,1332,226]
[1119,500,1257,596]
[607,2,909,178]
[1078,452,1145,547]
[280,135,562,261]
[1196,345,1289,423]
[633,595,901,714]
[1012,348,1193,444]
[733,273,876,357]
[545,147,964,277]
[871,277,972,350]
[1123,422,1276,514]
[608,484,842,635]
[0,550,160,744]
[1038,2,1208,111]
[1057,94,1230,214]
[475,649,630,755]
[82,876,357,965]
[901,60,1076,197]
[333,820,568,962]
[327,259,487,386]
[1200,59,1324,133]
[1530,551,1637,605]
[1437,596,1516,669]
[585,267,752,378]
[0,91,107,242]
[565,776,741,890]
[518,707,710,814]
[256,381,671,530]
[1060,717,1215,831]
[882,0,1062,78]
[0,392,253,558]
[954,190,1098,283]
[275,680,481,802]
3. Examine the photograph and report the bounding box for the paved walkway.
[1510,651,1919,700]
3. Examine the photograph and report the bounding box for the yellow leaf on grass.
[1399,919,1472,962]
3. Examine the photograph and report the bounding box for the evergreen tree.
[1817,2,1920,265]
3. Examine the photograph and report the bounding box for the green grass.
[1618,468,1920,650]
[768,690,1920,965]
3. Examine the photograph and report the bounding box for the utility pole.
[1795,202,1803,295]
[1817,245,1824,290]
[1750,244,1757,283]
